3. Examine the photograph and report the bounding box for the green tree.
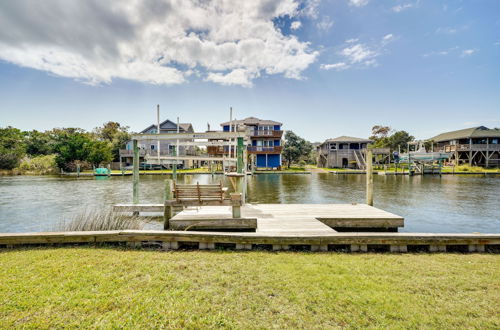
[368,125,414,152]
[93,122,130,161]
[52,128,93,171]
[85,140,113,167]
[282,131,312,168]
[0,126,26,169]
[387,130,414,152]
[25,130,55,155]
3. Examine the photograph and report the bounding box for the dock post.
[163,179,172,229]
[132,139,139,206]
[172,146,177,182]
[76,164,80,177]
[107,164,111,177]
[366,148,373,206]
[231,193,242,218]
[236,137,244,174]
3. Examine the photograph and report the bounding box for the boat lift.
[398,141,451,175]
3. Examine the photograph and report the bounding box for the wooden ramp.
[170,204,403,233]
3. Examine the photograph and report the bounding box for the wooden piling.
[132,139,139,205]
[366,148,373,206]
[163,179,172,229]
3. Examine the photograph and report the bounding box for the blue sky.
[0,0,499,142]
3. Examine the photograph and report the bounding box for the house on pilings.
[431,126,500,167]
[317,136,390,169]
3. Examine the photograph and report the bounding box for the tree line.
[1,122,416,172]
[0,122,130,171]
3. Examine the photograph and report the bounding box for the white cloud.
[320,62,349,71]
[422,46,477,58]
[349,0,369,7]
[206,69,259,87]
[392,3,414,12]
[461,49,477,57]
[316,16,334,31]
[436,25,468,35]
[0,0,318,87]
[291,21,302,30]
[341,44,377,63]
[301,0,321,19]
[320,34,394,71]
[382,34,395,44]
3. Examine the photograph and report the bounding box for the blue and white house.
[219,117,283,169]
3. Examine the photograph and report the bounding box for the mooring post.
[172,145,177,182]
[408,151,412,176]
[366,147,373,206]
[107,164,111,177]
[163,179,172,229]
[236,137,244,174]
[76,164,80,177]
[132,139,139,205]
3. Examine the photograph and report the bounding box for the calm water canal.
[0,173,499,233]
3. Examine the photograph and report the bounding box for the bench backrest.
[173,182,225,203]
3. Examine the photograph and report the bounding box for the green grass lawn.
[0,248,498,328]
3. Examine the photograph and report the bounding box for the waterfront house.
[317,136,391,169]
[317,136,372,169]
[431,126,500,167]
[120,119,196,169]
[207,117,283,170]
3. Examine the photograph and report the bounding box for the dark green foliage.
[93,122,130,161]
[370,125,414,152]
[25,130,55,155]
[85,140,113,167]
[0,126,26,169]
[52,128,93,171]
[282,131,313,168]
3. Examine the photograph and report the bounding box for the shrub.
[18,154,58,174]
[59,209,145,231]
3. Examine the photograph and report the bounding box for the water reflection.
[0,173,498,233]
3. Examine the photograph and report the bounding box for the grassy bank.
[0,248,498,328]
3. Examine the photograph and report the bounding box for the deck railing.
[119,149,198,157]
[442,144,500,152]
[247,146,283,153]
[250,130,283,137]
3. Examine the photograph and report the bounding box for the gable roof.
[140,119,193,134]
[431,126,500,142]
[220,116,282,126]
[321,136,372,145]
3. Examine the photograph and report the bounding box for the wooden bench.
[164,182,243,229]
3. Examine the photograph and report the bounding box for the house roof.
[320,136,373,145]
[220,116,282,126]
[140,119,193,134]
[431,126,500,142]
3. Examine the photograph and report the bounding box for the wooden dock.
[0,230,498,253]
[116,203,404,232]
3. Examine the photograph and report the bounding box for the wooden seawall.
[1,231,498,253]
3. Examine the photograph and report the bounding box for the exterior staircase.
[354,150,366,170]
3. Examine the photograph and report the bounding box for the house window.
[491,138,499,144]
[151,145,155,150]
[330,144,336,150]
